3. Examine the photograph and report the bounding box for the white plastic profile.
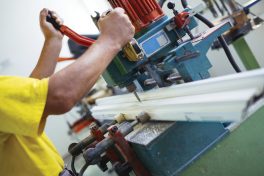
[92,69,264,122]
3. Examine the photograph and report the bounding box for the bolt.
[90,122,98,131]
[136,112,151,124]
[108,125,118,134]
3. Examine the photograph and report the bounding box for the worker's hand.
[98,8,135,50]
[39,8,63,40]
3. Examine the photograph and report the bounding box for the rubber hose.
[181,0,241,73]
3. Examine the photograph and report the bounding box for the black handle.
[46,11,61,31]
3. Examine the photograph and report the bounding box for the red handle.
[60,25,95,47]
[57,57,76,62]
[46,11,95,47]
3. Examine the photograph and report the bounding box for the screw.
[90,122,98,131]
[109,125,118,134]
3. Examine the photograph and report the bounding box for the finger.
[55,18,64,25]
[97,18,103,28]
[132,26,136,33]
[50,11,58,18]
[101,9,112,18]
[40,8,49,22]
[40,8,49,16]
[51,11,60,23]
[114,7,125,14]
[50,11,61,21]
[123,14,130,22]
[50,11,63,25]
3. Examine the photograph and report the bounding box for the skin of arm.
[30,9,63,79]
[42,8,135,117]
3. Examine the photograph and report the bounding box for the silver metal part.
[166,73,182,82]
[133,91,142,102]
[144,79,157,86]
[125,122,174,146]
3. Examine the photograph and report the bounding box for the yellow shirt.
[0,76,64,176]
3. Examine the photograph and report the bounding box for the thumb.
[39,8,49,24]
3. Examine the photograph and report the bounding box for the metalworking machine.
[102,0,234,92]
[47,0,250,175]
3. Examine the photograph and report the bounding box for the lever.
[46,10,143,63]
[167,3,194,39]
[167,2,179,15]
[46,11,95,47]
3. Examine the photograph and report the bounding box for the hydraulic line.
[78,163,89,176]
[71,156,78,176]
[181,0,241,73]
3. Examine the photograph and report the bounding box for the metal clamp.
[123,39,144,62]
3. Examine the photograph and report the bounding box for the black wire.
[78,163,89,176]
[181,0,241,73]
[71,156,78,176]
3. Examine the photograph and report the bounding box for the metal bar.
[233,37,260,70]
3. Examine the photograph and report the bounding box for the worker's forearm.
[30,38,62,79]
[45,35,120,115]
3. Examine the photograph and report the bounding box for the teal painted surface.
[101,14,199,88]
[130,122,227,176]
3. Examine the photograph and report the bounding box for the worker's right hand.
[98,8,135,50]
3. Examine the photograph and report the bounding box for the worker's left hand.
[39,8,64,40]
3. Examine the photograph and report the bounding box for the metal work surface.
[125,122,173,145]
[180,106,264,176]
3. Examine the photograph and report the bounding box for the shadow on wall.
[0,59,11,73]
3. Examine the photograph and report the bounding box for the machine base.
[126,122,228,176]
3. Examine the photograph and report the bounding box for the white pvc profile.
[96,69,264,106]
[92,88,263,122]
[92,69,264,122]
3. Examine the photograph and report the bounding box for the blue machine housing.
[102,12,197,88]
[102,9,231,89]
[163,21,232,81]
[100,8,234,176]
[126,121,229,176]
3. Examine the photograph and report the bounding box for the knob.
[167,2,175,10]
[167,2,179,15]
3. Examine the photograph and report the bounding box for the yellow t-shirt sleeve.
[0,76,49,137]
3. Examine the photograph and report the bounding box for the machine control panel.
[140,30,171,57]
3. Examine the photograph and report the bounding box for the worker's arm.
[43,8,135,116]
[30,9,63,79]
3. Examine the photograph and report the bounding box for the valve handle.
[167,2,179,15]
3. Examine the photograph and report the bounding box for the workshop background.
[0,0,264,175]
